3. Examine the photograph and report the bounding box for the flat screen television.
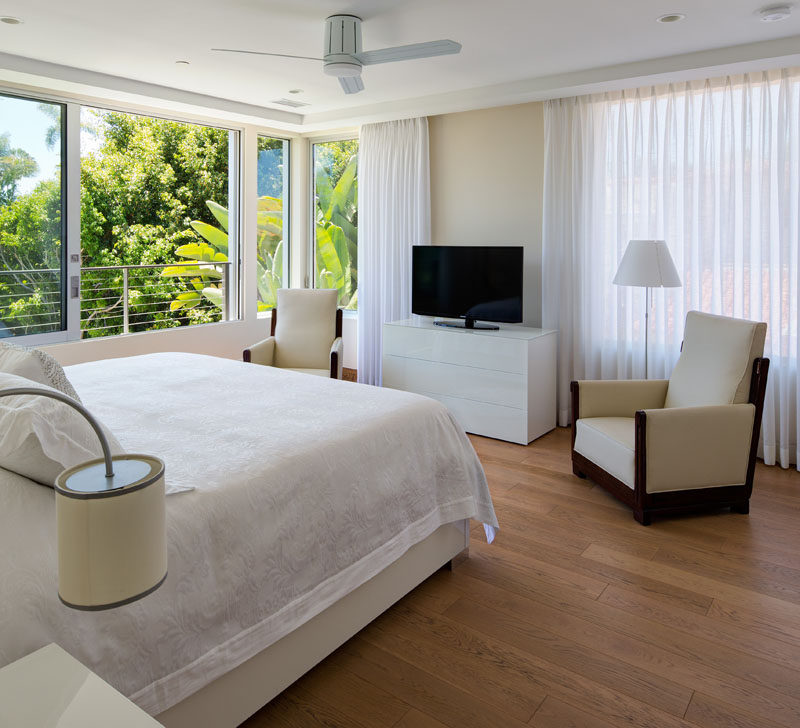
[412,245,523,330]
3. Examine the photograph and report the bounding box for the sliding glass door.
[0,93,66,338]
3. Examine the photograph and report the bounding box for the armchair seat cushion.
[286,368,331,378]
[574,417,635,489]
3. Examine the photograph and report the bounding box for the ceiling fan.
[212,14,461,95]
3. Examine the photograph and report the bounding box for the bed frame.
[156,519,469,728]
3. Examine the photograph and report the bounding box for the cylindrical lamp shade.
[56,454,167,610]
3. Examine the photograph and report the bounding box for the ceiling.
[1,0,799,130]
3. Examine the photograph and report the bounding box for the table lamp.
[612,239,682,378]
[0,386,167,610]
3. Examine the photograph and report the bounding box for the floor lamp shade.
[56,455,167,610]
[613,240,681,288]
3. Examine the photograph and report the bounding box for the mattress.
[0,352,497,715]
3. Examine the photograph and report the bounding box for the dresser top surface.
[387,318,557,340]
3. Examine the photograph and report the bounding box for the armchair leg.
[633,509,652,526]
[731,500,750,515]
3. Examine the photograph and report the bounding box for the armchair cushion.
[273,288,338,370]
[574,379,668,419]
[286,368,331,378]
[665,311,766,408]
[644,404,755,493]
[574,417,635,488]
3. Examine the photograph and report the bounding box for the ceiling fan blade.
[211,48,322,62]
[339,75,365,95]
[355,39,461,66]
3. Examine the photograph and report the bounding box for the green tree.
[0,133,38,206]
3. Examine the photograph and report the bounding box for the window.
[256,135,289,311]
[0,94,65,338]
[313,139,358,309]
[79,107,238,338]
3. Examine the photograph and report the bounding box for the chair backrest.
[273,288,339,369]
[664,311,766,409]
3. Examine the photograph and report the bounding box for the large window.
[0,94,65,338]
[79,107,237,338]
[313,139,358,309]
[256,135,289,311]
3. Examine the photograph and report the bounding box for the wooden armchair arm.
[330,337,343,379]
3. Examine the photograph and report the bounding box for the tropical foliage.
[314,140,358,309]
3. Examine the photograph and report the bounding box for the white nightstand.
[0,643,163,727]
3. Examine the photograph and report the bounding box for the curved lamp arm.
[0,387,114,478]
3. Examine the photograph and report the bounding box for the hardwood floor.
[242,427,800,728]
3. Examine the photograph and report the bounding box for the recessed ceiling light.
[757,4,792,21]
[288,88,304,94]
[656,13,686,23]
[175,60,190,65]
[0,16,23,24]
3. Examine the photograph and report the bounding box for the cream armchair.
[571,311,769,525]
[243,289,344,379]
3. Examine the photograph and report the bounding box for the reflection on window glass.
[0,95,64,337]
[313,139,358,310]
[79,107,234,338]
[256,136,289,312]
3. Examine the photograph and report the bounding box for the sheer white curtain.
[543,68,800,469]
[357,117,430,385]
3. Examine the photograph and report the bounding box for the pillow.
[0,341,81,403]
[0,371,123,487]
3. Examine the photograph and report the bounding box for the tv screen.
[412,245,523,327]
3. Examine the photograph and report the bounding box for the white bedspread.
[0,353,497,715]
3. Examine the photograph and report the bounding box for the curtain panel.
[543,68,800,468]
[357,117,431,386]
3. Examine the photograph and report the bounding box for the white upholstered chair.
[243,289,343,379]
[571,311,769,525]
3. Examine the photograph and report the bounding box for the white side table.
[0,643,163,727]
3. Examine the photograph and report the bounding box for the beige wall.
[429,102,545,326]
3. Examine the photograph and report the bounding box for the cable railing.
[0,262,231,339]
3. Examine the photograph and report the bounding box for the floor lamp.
[612,240,681,378]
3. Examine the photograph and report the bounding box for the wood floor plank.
[364,601,699,728]
[684,692,789,728]
[530,696,619,728]
[391,708,450,728]
[334,637,533,728]
[600,585,800,673]
[583,543,800,624]
[708,599,800,648]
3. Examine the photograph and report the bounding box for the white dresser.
[383,318,557,445]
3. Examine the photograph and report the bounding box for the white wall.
[429,102,545,327]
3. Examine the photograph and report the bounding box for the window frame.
[0,91,68,346]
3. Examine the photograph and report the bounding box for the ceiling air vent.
[271,98,311,108]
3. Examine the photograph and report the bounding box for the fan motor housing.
[324,14,363,77]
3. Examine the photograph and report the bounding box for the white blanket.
[0,353,497,715]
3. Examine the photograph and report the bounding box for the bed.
[0,352,497,727]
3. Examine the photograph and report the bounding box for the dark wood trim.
[330,350,339,379]
[570,381,579,449]
[270,307,277,336]
[243,348,252,363]
[335,308,343,338]
[571,358,771,525]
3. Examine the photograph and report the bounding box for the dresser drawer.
[383,356,525,409]
[384,326,526,374]
[422,392,529,445]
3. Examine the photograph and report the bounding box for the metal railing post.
[122,267,129,334]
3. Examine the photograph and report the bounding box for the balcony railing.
[0,261,231,339]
